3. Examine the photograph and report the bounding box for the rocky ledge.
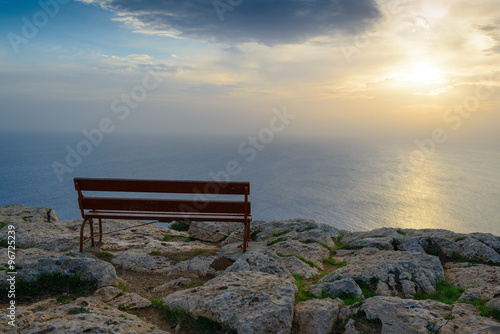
[1,204,500,333]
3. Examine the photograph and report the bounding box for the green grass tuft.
[397,229,407,236]
[462,299,500,321]
[95,251,114,260]
[56,293,88,304]
[0,272,94,303]
[276,253,321,269]
[150,298,234,333]
[74,307,90,314]
[297,256,320,269]
[293,274,316,302]
[180,249,204,261]
[118,282,130,293]
[272,230,290,238]
[149,249,162,256]
[267,237,286,246]
[414,280,465,305]
[354,279,377,299]
[250,229,261,241]
[118,304,129,312]
[318,242,336,255]
[311,270,333,284]
[341,297,364,305]
[323,257,347,269]
[169,221,190,232]
[333,234,344,244]
[0,221,7,228]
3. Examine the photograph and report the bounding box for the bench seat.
[85,210,249,222]
[75,178,251,252]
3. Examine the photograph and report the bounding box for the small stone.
[153,277,192,293]
[401,279,417,298]
[294,299,339,334]
[307,278,364,299]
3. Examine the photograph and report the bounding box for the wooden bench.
[74,178,251,253]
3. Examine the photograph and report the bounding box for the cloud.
[474,23,500,54]
[77,0,381,45]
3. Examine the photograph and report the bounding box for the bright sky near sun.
[1,0,499,139]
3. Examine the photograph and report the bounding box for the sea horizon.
[1,131,499,236]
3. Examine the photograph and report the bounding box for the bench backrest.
[74,178,250,219]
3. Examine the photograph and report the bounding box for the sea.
[1,132,499,235]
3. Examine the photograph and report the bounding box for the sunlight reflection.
[387,152,453,231]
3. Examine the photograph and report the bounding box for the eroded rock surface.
[0,297,167,334]
[320,251,444,297]
[294,298,340,334]
[0,248,117,288]
[2,205,499,334]
[163,271,296,333]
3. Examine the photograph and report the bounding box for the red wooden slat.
[75,178,250,195]
[85,211,249,223]
[81,197,250,214]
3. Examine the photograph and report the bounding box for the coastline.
[1,204,499,333]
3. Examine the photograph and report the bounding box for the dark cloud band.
[81,0,380,45]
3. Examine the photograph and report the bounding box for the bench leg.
[97,218,103,247]
[243,221,250,253]
[80,219,90,252]
[79,218,96,252]
[89,218,95,247]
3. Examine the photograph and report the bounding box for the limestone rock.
[400,279,417,298]
[344,318,358,334]
[111,249,173,273]
[446,263,500,301]
[111,292,152,310]
[277,255,320,279]
[253,219,340,241]
[445,263,500,288]
[0,220,78,252]
[341,228,403,244]
[361,296,500,334]
[454,237,500,264]
[94,286,124,302]
[267,228,336,249]
[394,236,426,253]
[487,296,500,312]
[350,237,394,250]
[152,277,192,293]
[375,281,392,296]
[307,278,364,299]
[3,296,168,334]
[470,233,500,254]
[163,271,295,333]
[411,230,500,264]
[294,299,339,334]
[3,248,117,288]
[362,296,451,333]
[188,221,240,242]
[94,286,152,309]
[168,255,218,277]
[225,250,296,287]
[0,204,58,223]
[270,239,330,270]
[442,303,500,333]
[320,251,444,296]
[96,220,188,252]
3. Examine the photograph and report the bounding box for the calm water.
[0,132,499,235]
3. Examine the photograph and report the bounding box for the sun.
[393,62,445,84]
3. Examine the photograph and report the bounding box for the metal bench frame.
[74,178,251,252]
